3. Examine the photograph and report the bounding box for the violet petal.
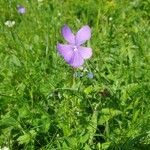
[69,51,84,68]
[57,43,73,63]
[75,25,91,46]
[78,46,92,59]
[61,25,75,44]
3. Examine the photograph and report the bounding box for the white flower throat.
[73,46,78,52]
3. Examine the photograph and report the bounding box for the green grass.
[0,0,150,149]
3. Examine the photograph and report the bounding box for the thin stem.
[71,68,75,87]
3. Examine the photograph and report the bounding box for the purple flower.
[17,5,26,14]
[57,25,92,68]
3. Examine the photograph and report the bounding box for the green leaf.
[67,137,77,147]
[41,114,51,133]
[97,142,111,150]
[80,133,90,143]
[17,133,30,145]
[10,55,21,67]
[84,86,93,95]
[18,105,30,118]
[84,144,91,150]
[0,117,19,128]
[98,108,122,125]
[87,111,98,143]
[17,130,36,145]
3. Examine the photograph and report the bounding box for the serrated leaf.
[17,130,36,145]
[67,137,77,147]
[98,108,122,125]
[87,111,98,143]
[17,133,30,145]
[80,133,90,143]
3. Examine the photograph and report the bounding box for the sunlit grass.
[0,0,150,149]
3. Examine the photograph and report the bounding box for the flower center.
[73,46,78,52]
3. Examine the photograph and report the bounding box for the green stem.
[71,68,75,87]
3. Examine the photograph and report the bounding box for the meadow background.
[0,0,150,149]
